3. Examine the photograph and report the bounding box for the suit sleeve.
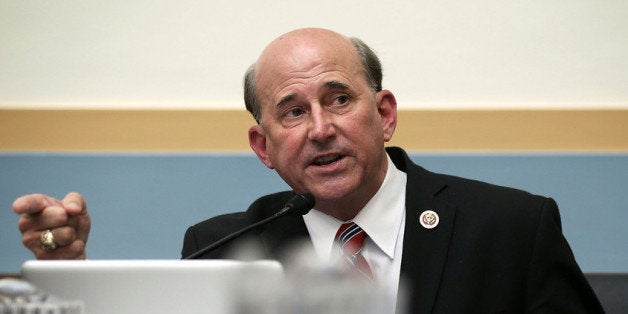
[524,198,604,313]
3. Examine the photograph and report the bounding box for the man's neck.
[314,153,390,221]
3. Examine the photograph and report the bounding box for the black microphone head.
[287,193,315,215]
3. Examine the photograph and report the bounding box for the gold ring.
[41,229,58,252]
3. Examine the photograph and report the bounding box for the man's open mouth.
[313,154,343,166]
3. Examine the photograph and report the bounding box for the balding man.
[15,28,603,313]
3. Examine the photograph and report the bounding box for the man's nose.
[308,106,336,142]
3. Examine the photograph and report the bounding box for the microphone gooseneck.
[184,193,315,259]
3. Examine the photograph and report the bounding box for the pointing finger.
[13,194,58,215]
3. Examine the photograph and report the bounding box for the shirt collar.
[303,153,407,260]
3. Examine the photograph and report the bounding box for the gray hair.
[243,37,383,123]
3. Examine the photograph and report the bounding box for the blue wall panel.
[1,152,626,273]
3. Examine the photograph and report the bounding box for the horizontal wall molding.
[1,109,627,152]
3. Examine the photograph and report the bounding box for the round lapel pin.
[419,210,439,229]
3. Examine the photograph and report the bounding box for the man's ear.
[376,90,398,142]
[249,124,274,169]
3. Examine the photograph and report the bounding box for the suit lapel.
[390,148,457,313]
[401,195,456,313]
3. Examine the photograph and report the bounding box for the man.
[14,28,603,313]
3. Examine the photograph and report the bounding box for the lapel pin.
[419,210,439,229]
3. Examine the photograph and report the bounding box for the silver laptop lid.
[21,259,283,314]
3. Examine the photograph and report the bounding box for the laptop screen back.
[21,259,283,314]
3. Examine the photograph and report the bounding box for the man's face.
[249,29,396,218]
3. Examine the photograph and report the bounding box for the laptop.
[21,259,283,314]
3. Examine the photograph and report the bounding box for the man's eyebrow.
[275,81,349,108]
[324,81,349,90]
[276,93,297,109]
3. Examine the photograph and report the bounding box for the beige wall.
[1,1,627,110]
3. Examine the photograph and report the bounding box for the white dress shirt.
[303,153,407,312]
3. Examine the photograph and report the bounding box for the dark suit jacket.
[182,147,603,313]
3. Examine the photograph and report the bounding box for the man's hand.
[13,192,91,259]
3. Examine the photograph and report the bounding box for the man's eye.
[286,108,304,117]
[334,95,350,105]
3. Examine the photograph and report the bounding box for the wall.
[1,1,627,109]
[1,1,627,274]
[1,152,627,274]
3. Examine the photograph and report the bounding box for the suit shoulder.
[434,171,549,207]
[407,164,556,231]
[427,171,561,239]
[390,147,549,208]
[181,191,294,258]
[190,190,295,233]
[245,191,296,219]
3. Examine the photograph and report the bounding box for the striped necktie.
[334,222,373,279]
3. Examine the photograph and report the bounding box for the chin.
[309,185,356,202]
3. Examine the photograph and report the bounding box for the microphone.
[184,193,315,259]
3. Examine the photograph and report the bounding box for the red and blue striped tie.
[335,222,373,279]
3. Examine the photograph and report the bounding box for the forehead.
[254,35,364,104]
